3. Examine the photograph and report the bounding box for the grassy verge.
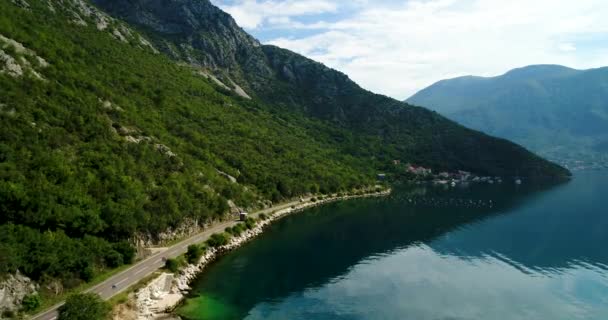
[108,271,162,306]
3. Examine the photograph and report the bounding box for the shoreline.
[128,188,391,320]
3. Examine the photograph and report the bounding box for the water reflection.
[246,244,608,320]
[430,172,608,270]
[180,173,608,320]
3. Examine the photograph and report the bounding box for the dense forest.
[91,0,571,178]
[0,0,372,290]
[0,0,567,305]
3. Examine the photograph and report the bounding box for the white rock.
[0,49,23,77]
[0,271,38,314]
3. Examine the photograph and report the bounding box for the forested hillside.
[91,0,568,178]
[0,0,567,306]
[0,0,372,288]
[408,65,608,168]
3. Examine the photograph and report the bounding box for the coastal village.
[380,162,521,186]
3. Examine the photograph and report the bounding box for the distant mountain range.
[407,65,608,170]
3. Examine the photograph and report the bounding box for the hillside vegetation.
[91,0,568,179]
[0,0,371,288]
[0,0,567,304]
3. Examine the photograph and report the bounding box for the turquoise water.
[178,172,608,320]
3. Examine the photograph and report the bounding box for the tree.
[58,293,110,320]
[112,241,136,264]
[104,250,123,268]
[81,265,95,282]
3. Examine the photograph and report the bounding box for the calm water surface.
[178,172,608,320]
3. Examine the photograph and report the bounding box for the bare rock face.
[216,170,237,183]
[0,49,23,77]
[90,0,272,97]
[0,272,38,314]
[91,0,262,67]
[6,0,159,54]
[0,34,49,79]
[135,218,202,249]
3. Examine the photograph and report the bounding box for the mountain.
[0,0,375,298]
[89,0,567,177]
[0,0,567,313]
[407,65,608,168]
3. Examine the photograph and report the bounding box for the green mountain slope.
[407,65,608,167]
[0,0,567,305]
[0,0,372,287]
[91,0,567,178]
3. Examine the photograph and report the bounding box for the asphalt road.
[30,199,304,320]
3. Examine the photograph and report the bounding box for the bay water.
[178,172,608,320]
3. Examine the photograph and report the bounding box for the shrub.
[232,224,245,236]
[185,244,204,264]
[206,233,230,248]
[21,294,41,311]
[58,293,110,320]
[259,213,267,220]
[164,258,179,273]
[231,226,242,236]
[244,217,256,230]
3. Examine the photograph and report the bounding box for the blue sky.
[210,0,608,100]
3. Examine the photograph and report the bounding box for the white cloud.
[215,0,338,29]
[558,43,577,52]
[217,0,608,99]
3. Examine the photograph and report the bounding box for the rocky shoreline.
[127,189,391,320]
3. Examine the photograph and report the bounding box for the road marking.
[115,278,129,286]
[50,317,57,320]
[134,267,149,275]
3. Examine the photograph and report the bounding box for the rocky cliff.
[0,272,38,316]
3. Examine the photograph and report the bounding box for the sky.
[210,0,608,100]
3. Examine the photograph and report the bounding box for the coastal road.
[30,199,306,320]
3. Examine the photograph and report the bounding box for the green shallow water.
[178,172,608,320]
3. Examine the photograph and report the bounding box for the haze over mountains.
[408,65,608,170]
